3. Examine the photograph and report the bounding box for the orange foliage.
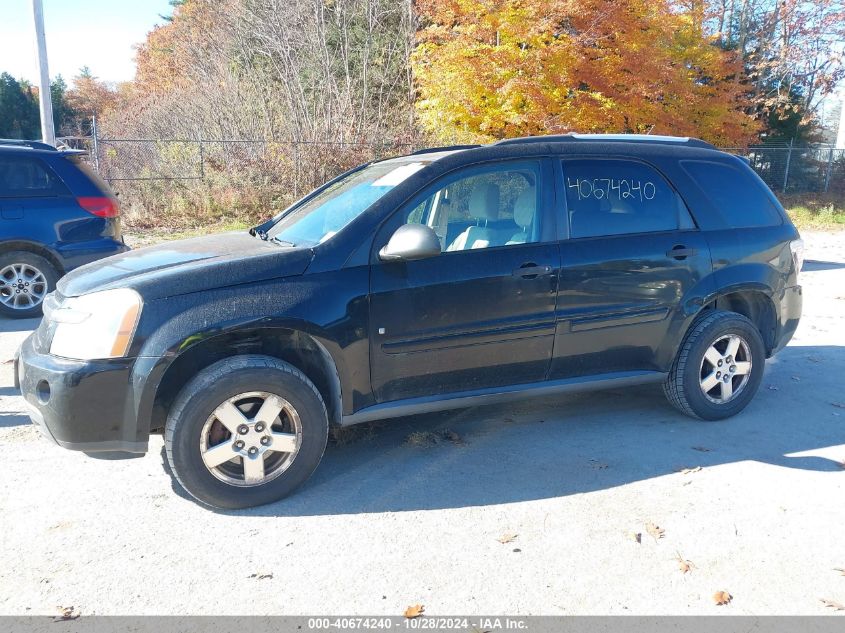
[134,0,236,96]
[413,0,760,145]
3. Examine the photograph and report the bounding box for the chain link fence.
[58,135,845,194]
[59,136,420,196]
[55,135,844,227]
[722,143,845,194]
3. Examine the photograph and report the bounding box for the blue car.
[0,139,128,317]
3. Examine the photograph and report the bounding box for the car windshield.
[268,159,429,247]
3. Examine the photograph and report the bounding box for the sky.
[0,0,174,85]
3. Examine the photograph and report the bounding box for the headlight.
[50,288,142,360]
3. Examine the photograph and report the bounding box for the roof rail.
[494,133,715,150]
[0,138,58,151]
[410,144,480,155]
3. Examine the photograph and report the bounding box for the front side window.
[268,158,430,247]
[0,156,67,198]
[403,161,542,252]
[562,159,691,238]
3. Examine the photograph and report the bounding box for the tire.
[664,310,766,421]
[164,355,329,509]
[0,251,58,318]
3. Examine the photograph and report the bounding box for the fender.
[126,266,371,443]
[0,238,65,274]
[131,315,347,443]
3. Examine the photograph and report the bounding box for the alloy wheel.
[199,391,303,486]
[0,263,48,310]
[699,334,752,404]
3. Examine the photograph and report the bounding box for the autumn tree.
[413,0,759,145]
[700,0,845,142]
[64,67,119,134]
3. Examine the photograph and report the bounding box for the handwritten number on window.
[567,177,656,202]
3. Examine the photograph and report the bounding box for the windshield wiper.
[270,236,295,247]
[251,227,269,240]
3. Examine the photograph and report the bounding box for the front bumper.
[16,334,147,454]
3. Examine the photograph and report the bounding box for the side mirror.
[379,224,441,262]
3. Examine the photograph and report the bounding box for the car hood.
[57,232,314,300]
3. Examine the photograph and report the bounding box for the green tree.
[51,74,73,135]
[0,73,39,138]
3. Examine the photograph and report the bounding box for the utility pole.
[31,0,56,146]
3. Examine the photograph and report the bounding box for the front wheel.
[664,310,766,420]
[164,355,329,509]
[0,251,58,318]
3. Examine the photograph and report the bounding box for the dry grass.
[780,193,845,231]
[123,220,251,249]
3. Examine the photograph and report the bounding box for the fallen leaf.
[404,604,425,619]
[713,591,732,605]
[646,522,665,541]
[834,568,845,576]
[497,532,518,544]
[691,446,711,452]
[1,359,13,365]
[512,548,522,552]
[55,606,79,621]
[675,552,695,574]
[791,375,801,381]
[806,356,822,363]
[628,532,642,544]
[832,403,845,409]
[768,385,779,391]
[248,573,273,580]
[820,599,845,611]
[589,460,608,470]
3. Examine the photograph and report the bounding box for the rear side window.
[0,156,68,198]
[562,159,693,239]
[681,160,782,228]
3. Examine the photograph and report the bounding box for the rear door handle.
[666,246,697,260]
[513,263,552,279]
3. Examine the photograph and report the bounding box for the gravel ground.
[0,231,843,617]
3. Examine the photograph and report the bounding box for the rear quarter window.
[681,160,782,228]
[0,155,68,198]
[65,155,114,196]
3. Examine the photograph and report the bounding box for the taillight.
[790,238,804,279]
[77,196,119,218]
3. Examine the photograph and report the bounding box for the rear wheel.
[0,251,58,318]
[164,355,329,509]
[664,310,766,420]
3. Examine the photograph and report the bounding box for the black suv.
[16,134,803,509]
[0,140,128,317]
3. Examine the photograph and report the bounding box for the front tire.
[0,251,58,318]
[664,310,766,420]
[164,355,329,509]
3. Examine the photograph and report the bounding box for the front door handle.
[666,246,697,260]
[513,263,553,279]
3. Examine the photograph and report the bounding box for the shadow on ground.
[159,343,845,516]
[0,316,41,334]
[802,259,845,272]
